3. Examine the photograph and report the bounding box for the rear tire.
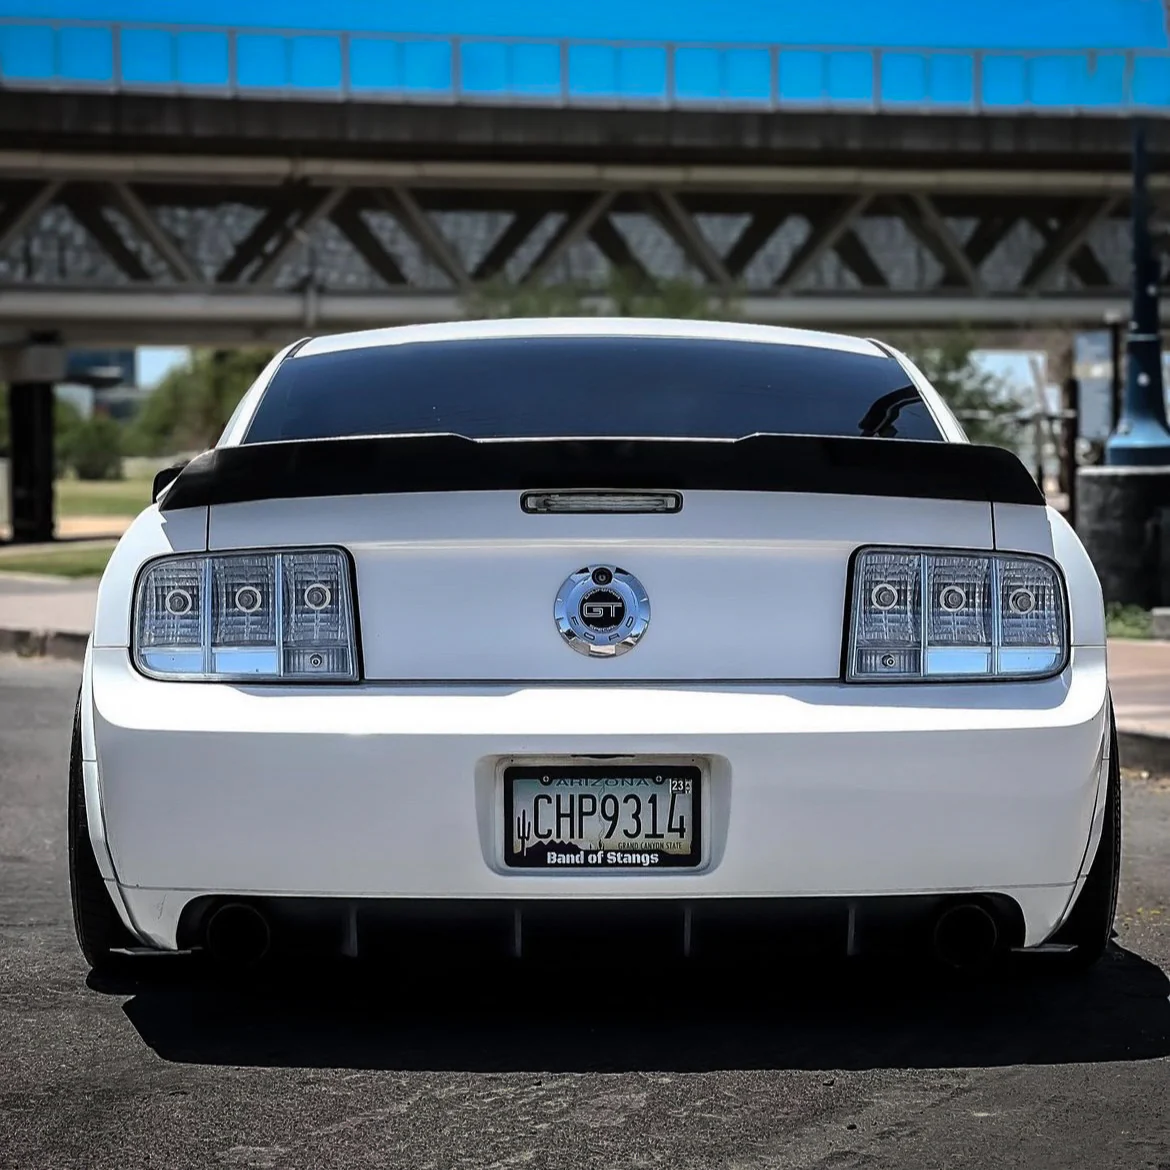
[68,689,134,973]
[1051,702,1121,971]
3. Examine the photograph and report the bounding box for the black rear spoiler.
[158,433,1044,512]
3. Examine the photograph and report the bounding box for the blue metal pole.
[1105,120,1170,465]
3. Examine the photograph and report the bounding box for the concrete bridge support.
[1,339,65,544]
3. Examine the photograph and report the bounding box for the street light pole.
[1104,313,1124,432]
[1105,120,1170,465]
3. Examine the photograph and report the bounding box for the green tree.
[62,415,123,481]
[898,332,1020,450]
[606,271,736,319]
[469,277,597,319]
[467,270,737,321]
[128,349,274,455]
[53,398,84,475]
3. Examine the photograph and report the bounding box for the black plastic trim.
[520,490,684,514]
[159,434,1045,511]
[151,460,188,503]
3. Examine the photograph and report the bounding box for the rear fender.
[92,505,207,649]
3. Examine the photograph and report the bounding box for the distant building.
[55,347,150,421]
[66,349,134,386]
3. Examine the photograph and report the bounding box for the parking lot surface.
[2,655,1169,1169]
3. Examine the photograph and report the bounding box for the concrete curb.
[0,628,88,663]
[0,570,103,585]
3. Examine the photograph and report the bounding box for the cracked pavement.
[2,655,1169,1169]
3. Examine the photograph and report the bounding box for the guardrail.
[1,19,1168,113]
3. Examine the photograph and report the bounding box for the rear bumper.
[85,646,1110,951]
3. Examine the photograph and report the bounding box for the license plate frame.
[502,760,704,870]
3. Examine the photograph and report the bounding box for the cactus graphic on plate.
[515,807,532,855]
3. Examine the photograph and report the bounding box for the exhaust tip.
[205,902,271,967]
[933,902,999,970]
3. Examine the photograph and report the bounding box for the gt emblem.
[554,565,651,658]
[581,595,624,624]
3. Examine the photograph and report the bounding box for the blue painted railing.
[2,19,1169,112]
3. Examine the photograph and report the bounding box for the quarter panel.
[993,503,1106,647]
[92,505,208,648]
[79,639,96,761]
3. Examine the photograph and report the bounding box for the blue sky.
[135,347,188,389]
[4,0,1166,49]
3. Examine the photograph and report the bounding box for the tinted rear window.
[245,337,943,444]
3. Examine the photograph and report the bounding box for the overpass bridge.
[0,19,1165,344]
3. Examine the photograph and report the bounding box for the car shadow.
[92,943,1170,1073]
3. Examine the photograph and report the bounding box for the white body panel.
[79,320,1112,959]
[82,495,1109,953]
[88,645,1108,950]
[993,503,1107,646]
[207,491,994,681]
[92,503,206,648]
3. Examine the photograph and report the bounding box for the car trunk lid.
[207,488,995,681]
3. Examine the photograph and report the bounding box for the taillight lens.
[847,547,1066,682]
[134,549,357,681]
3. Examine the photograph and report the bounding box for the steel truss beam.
[1025,200,1120,290]
[648,191,732,290]
[0,151,1158,196]
[899,194,983,292]
[0,289,1128,348]
[332,196,408,286]
[107,181,199,284]
[216,199,300,284]
[379,187,471,291]
[834,227,888,290]
[776,196,872,291]
[589,215,651,285]
[523,192,614,284]
[0,181,60,254]
[724,209,787,278]
[0,170,1132,340]
[961,215,1018,269]
[250,188,346,287]
[474,210,545,282]
[63,184,152,281]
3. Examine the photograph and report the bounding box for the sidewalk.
[0,516,133,543]
[1104,640,1170,770]
[2,573,1169,760]
[0,575,98,637]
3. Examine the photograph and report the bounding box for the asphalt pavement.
[2,654,1170,1169]
[0,575,99,637]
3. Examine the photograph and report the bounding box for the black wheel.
[1051,701,1121,970]
[68,689,135,972]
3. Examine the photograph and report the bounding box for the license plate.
[503,763,702,869]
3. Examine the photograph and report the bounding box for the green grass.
[1106,603,1152,640]
[55,476,153,518]
[0,544,115,578]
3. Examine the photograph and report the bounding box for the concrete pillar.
[1,340,66,544]
[1077,465,1170,607]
